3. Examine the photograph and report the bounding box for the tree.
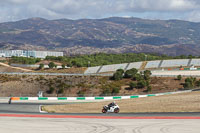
[188,55,194,59]
[67,62,72,67]
[133,73,144,81]
[183,82,192,89]
[177,75,182,80]
[113,71,123,81]
[137,80,146,89]
[143,70,152,80]
[112,69,124,81]
[124,68,138,78]
[48,62,55,69]
[76,63,82,67]
[62,64,65,69]
[39,63,44,69]
[184,77,196,89]
[71,60,77,66]
[116,69,124,74]
[196,80,200,87]
[129,82,137,90]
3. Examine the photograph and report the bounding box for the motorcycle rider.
[108,101,116,110]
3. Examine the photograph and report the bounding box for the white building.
[0,50,63,58]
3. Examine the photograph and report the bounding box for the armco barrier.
[10,90,192,101]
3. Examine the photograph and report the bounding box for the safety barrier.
[10,90,192,101]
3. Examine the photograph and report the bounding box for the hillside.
[0,17,200,55]
[0,74,185,97]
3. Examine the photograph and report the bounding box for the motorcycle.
[102,104,120,113]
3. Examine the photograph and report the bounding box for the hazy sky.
[1,0,200,22]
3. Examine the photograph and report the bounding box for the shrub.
[147,86,152,92]
[124,68,138,78]
[77,90,85,97]
[183,77,196,89]
[67,63,72,67]
[183,82,192,89]
[133,73,144,81]
[62,64,65,69]
[145,80,150,87]
[113,71,123,81]
[48,62,55,69]
[143,70,152,80]
[48,87,55,94]
[196,80,200,87]
[129,82,137,90]
[39,76,44,80]
[116,69,124,74]
[137,80,146,89]
[102,88,111,96]
[39,63,44,69]
[76,63,82,67]
[112,87,120,94]
[177,75,182,80]
[185,77,196,88]
[58,88,64,94]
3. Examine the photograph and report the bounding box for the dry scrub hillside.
[0,74,188,97]
[0,64,32,72]
[37,67,86,73]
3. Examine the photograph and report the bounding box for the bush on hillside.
[137,80,146,89]
[124,68,138,78]
[112,69,124,81]
[177,75,182,80]
[39,63,44,69]
[48,62,55,69]
[129,82,137,90]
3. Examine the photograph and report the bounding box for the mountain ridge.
[0,17,200,56]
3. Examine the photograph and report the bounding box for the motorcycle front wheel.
[114,108,119,113]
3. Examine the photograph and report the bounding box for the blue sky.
[1,0,200,22]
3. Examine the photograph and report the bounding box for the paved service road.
[0,103,40,113]
[0,117,200,133]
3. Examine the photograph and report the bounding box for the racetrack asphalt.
[1,101,200,117]
[1,100,200,133]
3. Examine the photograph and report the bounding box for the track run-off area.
[1,96,200,133]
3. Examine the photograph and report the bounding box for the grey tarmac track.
[1,101,200,117]
[1,100,200,133]
[0,117,200,133]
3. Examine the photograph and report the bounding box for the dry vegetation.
[0,74,189,97]
[0,64,31,72]
[36,67,87,73]
[43,91,200,113]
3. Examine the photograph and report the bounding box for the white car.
[102,104,120,113]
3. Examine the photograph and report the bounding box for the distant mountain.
[0,17,200,56]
